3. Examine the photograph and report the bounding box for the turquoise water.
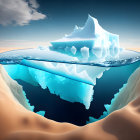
[3,60,140,126]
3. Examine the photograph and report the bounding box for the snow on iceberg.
[50,15,120,59]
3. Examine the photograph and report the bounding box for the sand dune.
[0,65,140,140]
[108,67,140,113]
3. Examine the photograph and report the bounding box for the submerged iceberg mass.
[4,64,95,109]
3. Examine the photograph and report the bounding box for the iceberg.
[0,15,140,110]
[50,15,120,59]
[0,15,139,67]
[36,111,46,117]
[4,64,95,109]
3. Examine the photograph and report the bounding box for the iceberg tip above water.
[51,14,120,59]
[0,15,139,68]
[0,15,140,110]
[0,15,139,86]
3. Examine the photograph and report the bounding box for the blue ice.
[1,15,140,110]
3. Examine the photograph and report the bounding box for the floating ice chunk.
[36,111,45,116]
[87,111,108,123]
[81,47,89,59]
[71,46,77,55]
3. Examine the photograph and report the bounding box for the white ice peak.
[60,14,118,40]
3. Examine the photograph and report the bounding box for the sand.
[0,47,140,140]
[0,65,78,140]
[0,47,36,53]
[0,65,140,140]
[108,67,140,113]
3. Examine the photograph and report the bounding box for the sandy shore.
[0,64,140,140]
[0,47,35,53]
[127,47,140,52]
[0,47,140,140]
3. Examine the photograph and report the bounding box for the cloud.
[29,0,39,8]
[0,0,46,26]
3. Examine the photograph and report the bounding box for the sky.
[0,0,140,48]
